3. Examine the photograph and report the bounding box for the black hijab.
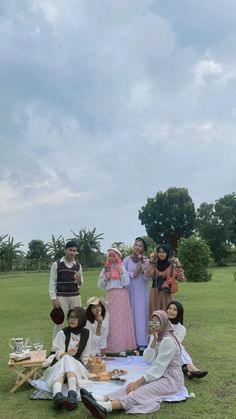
[63,307,89,361]
[166,301,184,325]
[156,244,171,272]
[66,306,87,335]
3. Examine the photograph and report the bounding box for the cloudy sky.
[0,0,236,252]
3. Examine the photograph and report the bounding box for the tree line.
[1,187,235,273]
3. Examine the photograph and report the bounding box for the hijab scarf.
[130,238,147,263]
[151,310,181,349]
[104,249,122,280]
[156,244,171,272]
[63,307,89,360]
[166,301,184,325]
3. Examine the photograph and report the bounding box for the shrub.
[178,235,211,282]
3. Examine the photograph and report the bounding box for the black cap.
[50,307,65,325]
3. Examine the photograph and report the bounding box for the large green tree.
[196,202,228,265]
[215,193,236,244]
[71,228,104,268]
[139,187,196,250]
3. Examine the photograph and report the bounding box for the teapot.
[9,337,25,354]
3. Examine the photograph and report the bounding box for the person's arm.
[53,331,66,360]
[143,337,177,383]
[119,265,130,286]
[143,335,158,363]
[99,314,109,350]
[98,269,108,289]
[174,324,186,344]
[80,331,92,365]
[176,265,185,282]
[49,262,61,308]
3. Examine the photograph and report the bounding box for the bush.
[178,235,211,282]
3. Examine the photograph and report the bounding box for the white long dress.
[86,315,109,356]
[172,322,192,364]
[44,330,91,390]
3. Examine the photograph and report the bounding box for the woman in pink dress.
[98,248,136,353]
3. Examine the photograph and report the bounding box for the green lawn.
[0,267,236,419]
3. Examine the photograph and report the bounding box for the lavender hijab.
[151,310,181,348]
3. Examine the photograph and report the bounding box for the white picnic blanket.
[31,356,190,402]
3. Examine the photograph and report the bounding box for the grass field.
[0,267,236,419]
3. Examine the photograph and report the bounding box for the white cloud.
[0,0,236,250]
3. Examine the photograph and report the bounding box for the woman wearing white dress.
[85,296,109,357]
[44,306,91,411]
[166,301,208,379]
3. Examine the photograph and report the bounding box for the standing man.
[49,240,83,343]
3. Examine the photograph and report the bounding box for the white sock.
[97,401,112,412]
[68,376,77,392]
[53,382,62,397]
[95,396,105,402]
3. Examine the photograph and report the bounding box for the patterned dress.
[107,335,184,414]
[98,267,136,352]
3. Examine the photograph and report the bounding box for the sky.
[0,0,236,253]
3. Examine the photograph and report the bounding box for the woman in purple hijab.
[122,237,149,351]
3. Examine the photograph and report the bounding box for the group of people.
[46,239,207,415]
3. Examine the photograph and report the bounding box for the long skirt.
[43,354,89,390]
[181,344,192,365]
[106,288,136,352]
[149,288,174,318]
[107,368,184,414]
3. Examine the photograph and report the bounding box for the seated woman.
[85,296,109,357]
[43,306,91,411]
[80,310,184,418]
[166,301,208,379]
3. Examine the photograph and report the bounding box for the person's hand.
[74,271,82,285]
[96,313,103,324]
[126,380,141,393]
[117,265,123,275]
[68,348,77,356]
[101,348,106,357]
[52,298,61,309]
[133,262,143,278]
[149,330,158,348]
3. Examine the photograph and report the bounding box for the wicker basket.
[88,359,106,374]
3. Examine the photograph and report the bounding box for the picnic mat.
[30,356,190,402]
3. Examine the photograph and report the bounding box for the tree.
[196,202,228,265]
[71,228,104,268]
[178,235,211,282]
[27,240,49,271]
[46,235,65,261]
[139,187,196,250]
[27,240,47,259]
[215,193,236,244]
[0,235,25,271]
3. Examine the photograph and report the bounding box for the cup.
[9,338,24,354]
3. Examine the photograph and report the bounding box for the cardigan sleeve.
[173,323,186,344]
[53,330,66,360]
[143,337,177,383]
[98,269,108,289]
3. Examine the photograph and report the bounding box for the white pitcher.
[9,337,24,354]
